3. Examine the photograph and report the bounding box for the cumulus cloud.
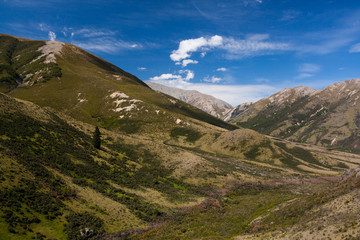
[149,70,194,83]
[349,43,360,53]
[170,35,223,62]
[48,31,56,41]
[217,67,227,72]
[203,76,223,83]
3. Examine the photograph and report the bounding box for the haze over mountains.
[1,34,360,240]
[147,82,233,118]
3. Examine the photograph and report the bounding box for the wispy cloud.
[137,67,147,70]
[221,35,291,59]
[203,75,223,83]
[280,10,301,22]
[296,63,321,79]
[298,63,321,73]
[72,37,141,53]
[74,28,116,38]
[296,11,360,55]
[349,43,360,53]
[217,67,227,72]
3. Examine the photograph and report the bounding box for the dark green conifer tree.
[93,126,101,149]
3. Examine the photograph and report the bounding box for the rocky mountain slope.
[227,81,360,152]
[227,86,317,122]
[147,82,233,118]
[1,34,360,240]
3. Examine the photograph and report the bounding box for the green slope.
[0,34,236,134]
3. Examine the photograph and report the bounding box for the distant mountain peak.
[147,82,233,118]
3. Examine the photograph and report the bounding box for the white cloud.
[179,69,195,81]
[203,76,223,83]
[170,34,291,63]
[349,43,360,53]
[149,70,194,83]
[180,59,199,67]
[150,73,183,81]
[170,35,223,62]
[137,67,147,70]
[217,67,227,72]
[48,31,56,41]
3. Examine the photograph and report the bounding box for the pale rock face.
[147,82,233,118]
[222,102,253,121]
[31,41,64,64]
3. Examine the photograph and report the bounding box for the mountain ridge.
[228,79,360,152]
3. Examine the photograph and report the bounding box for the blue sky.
[2,0,360,105]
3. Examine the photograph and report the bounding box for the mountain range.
[1,34,360,240]
[226,81,360,153]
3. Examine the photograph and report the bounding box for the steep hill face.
[0,34,236,134]
[147,82,233,118]
[230,80,360,152]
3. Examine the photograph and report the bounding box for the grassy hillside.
[1,34,360,240]
[0,34,236,134]
[1,91,358,239]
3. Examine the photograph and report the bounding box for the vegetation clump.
[92,126,101,149]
